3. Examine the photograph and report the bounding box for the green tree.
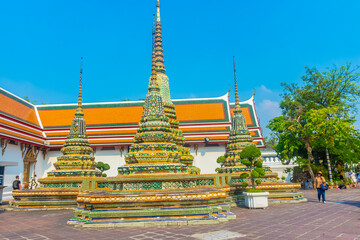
[239,145,265,189]
[216,155,225,165]
[96,162,110,177]
[268,64,360,182]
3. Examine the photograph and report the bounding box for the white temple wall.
[0,142,299,201]
[93,147,127,177]
[190,143,224,174]
[1,144,24,200]
[262,154,298,182]
[36,151,58,179]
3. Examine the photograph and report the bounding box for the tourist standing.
[12,176,21,190]
[355,172,360,188]
[314,171,326,203]
[349,170,357,187]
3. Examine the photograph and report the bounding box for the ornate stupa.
[153,0,195,169]
[218,57,254,174]
[48,58,101,178]
[67,2,236,226]
[119,38,188,175]
[11,58,101,209]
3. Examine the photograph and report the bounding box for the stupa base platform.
[67,188,235,227]
[9,189,80,210]
[9,177,87,210]
[230,182,307,205]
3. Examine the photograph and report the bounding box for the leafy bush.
[254,161,263,168]
[241,159,251,166]
[217,156,225,164]
[239,145,264,189]
[96,161,110,177]
[254,167,265,176]
[251,171,260,178]
[245,188,264,193]
[240,173,249,178]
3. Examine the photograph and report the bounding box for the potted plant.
[239,145,269,209]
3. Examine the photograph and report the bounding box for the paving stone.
[191,230,247,240]
[1,189,360,239]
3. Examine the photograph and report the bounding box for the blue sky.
[1,0,360,137]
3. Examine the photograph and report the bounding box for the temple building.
[0,0,299,203]
[0,87,270,199]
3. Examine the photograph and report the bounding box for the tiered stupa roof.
[120,37,188,175]
[48,58,101,178]
[153,0,195,168]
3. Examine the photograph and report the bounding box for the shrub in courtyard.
[239,145,265,191]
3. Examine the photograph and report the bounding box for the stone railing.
[79,173,285,193]
[80,174,233,192]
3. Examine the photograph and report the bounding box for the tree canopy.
[96,161,111,177]
[268,63,360,182]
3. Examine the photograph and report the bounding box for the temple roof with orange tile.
[0,88,265,148]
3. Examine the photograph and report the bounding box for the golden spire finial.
[149,16,160,92]
[156,0,161,22]
[233,56,242,113]
[152,14,155,51]
[154,0,165,73]
[76,57,84,115]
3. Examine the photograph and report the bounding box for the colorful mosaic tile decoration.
[47,58,101,178]
[120,1,196,175]
[218,57,260,174]
[152,0,196,171]
[11,58,101,209]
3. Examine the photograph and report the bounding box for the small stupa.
[48,58,101,178]
[218,57,259,174]
[11,58,101,209]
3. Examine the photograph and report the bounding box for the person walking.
[355,172,360,188]
[314,171,326,203]
[12,176,21,190]
[349,170,357,187]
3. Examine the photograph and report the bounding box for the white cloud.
[259,99,281,115]
[260,85,273,93]
[257,99,281,137]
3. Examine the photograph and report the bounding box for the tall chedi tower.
[120,33,188,175]
[48,58,101,178]
[69,17,236,224]
[71,49,236,226]
[218,57,254,173]
[153,0,195,170]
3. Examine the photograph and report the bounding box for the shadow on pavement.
[328,200,360,207]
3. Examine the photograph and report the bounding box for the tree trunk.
[250,163,255,189]
[325,147,334,185]
[305,140,315,182]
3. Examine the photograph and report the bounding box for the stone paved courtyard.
[0,189,359,240]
